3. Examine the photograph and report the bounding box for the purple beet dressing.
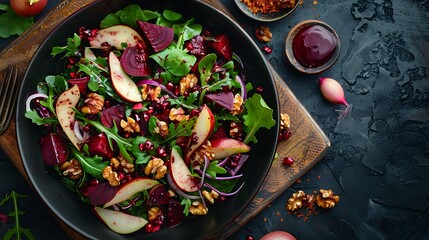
[292,25,337,68]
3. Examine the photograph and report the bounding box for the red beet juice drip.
[292,25,337,68]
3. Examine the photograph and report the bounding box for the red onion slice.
[25,93,48,112]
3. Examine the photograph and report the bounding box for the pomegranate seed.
[166,82,174,91]
[282,157,295,166]
[144,140,154,151]
[157,147,168,157]
[246,236,255,240]
[256,86,264,93]
[262,46,272,54]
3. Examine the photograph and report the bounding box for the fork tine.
[0,65,19,134]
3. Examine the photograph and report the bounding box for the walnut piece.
[148,206,163,222]
[102,166,120,187]
[202,190,218,204]
[59,159,83,180]
[120,116,140,133]
[316,189,340,209]
[229,122,243,139]
[169,107,189,122]
[141,84,161,101]
[81,93,105,114]
[231,94,244,116]
[192,140,214,165]
[109,157,120,169]
[280,113,291,130]
[179,74,198,95]
[255,26,272,43]
[286,190,313,212]
[120,158,135,173]
[144,158,167,179]
[189,201,208,215]
[153,120,169,138]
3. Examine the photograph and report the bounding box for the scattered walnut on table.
[255,26,273,43]
[280,113,291,130]
[286,190,313,212]
[315,189,340,209]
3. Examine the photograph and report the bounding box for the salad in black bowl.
[17,0,279,239]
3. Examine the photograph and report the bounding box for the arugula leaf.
[242,94,276,144]
[168,91,198,109]
[24,110,58,125]
[76,114,134,163]
[131,136,156,165]
[161,118,196,145]
[71,147,108,179]
[0,191,35,240]
[0,4,34,38]
[180,198,192,217]
[205,161,227,178]
[51,33,81,57]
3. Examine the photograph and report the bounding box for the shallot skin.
[318,77,352,120]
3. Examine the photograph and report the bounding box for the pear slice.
[55,84,81,150]
[90,25,144,50]
[94,206,147,234]
[109,52,143,102]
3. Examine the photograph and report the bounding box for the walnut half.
[316,189,340,209]
[286,190,313,212]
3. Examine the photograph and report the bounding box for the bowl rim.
[16,0,280,239]
[234,0,299,22]
[285,19,341,74]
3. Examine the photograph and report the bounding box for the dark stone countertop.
[1,0,428,239]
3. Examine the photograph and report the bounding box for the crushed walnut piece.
[148,206,163,222]
[59,159,83,180]
[81,93,104,114]
[192,140,215,164]
[229,121,243,139]
[120,158,135,173]
[280,113,291,130]
[169,107,190,122]
[141,84,161,101]
[120,116,140,133]
[109,157,120,170]
[255,26,272,43]
[231,94,244,116]
[144,158,167,179]
[315,189,340,209]
[153,120,169,138]
[202,190,219,204]
[102,166,120,187]
[189,201,208,215]
[179,74,198,95]
[286,190,313,212]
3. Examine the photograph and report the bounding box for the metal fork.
[0,65,20,135]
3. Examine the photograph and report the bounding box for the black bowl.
[16,0,279,239]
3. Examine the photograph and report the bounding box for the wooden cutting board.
[0,0,330,239]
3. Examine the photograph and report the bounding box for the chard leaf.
[242,94,276,144]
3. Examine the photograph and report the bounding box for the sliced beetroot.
[120,45,151,77]
[210,125,228,140]
[137,20,174,53]
[100,104,125,128]
[86,132,115,159]
[206,34,232,60]
[204,90,234,110]
[147,184,170,206]
[68,76,90,94]
[87,181,118,205]
[186,35,206,57]
[40,133,69,166]
[167,198,184,227]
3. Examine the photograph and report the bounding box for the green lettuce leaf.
[242,94,276,143]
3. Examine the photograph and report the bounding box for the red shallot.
[318,77,352,120]
[260,231,297,240]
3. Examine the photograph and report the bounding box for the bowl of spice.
[235,0,299,22]
[285,20,340,74]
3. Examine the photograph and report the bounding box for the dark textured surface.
[1,0,428,239]
[223,0,429,239]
